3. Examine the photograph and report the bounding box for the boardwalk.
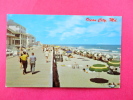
[6,47,53,87]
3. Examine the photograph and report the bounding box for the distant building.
[26,33,36,47]
[36,41,42,46]
[33,41,42,46]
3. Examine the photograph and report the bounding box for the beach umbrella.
[88,51,92,58]
[90,64,109,73]
[107,60,120,67]
[98,53,102,56]
[112,55,120,61]
[89,64,109,83]
[80,50,83,54]
[93,53,98,59]
[83,51,87,54]
[96,53,102,60]
[54,46,60,48]
[77,50,80,52]
[66,50,72,53]
[89,64,109,77]
[104,54,113,61]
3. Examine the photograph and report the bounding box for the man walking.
[29,53,36,74]
[20,52,29,75]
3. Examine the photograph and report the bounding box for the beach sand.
[56,49,120,88]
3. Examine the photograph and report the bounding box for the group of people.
[108,82,120,88]
[83,65,90,73]
[18,48,37,75]
[72,62,79,69]
[107,67,120,75]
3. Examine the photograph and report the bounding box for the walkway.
[6,46,53,87]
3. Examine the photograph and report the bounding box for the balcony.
[15,37,20,40]
[7,33,15,37]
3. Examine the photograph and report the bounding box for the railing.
[53,47,60,87]
[7,33,15,37]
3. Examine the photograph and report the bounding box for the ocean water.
[56,44,121,53]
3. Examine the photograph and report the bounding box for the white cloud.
[46,16,121,41]
[85,21,121,37]
[87,23,106,36]
[64,16,83,28]
[107,33,116,37]
[60,27,86,40]
[47,16,83,38]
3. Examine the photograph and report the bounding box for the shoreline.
[58,45,121,62]
[56,44,121,54]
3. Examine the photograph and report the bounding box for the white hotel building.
[7,20,36,48]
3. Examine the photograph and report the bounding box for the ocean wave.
[64,45,120,55]
[77,46,85,49]
[112,51,118,53]
[87,49,110,52]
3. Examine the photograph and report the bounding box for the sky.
[7,14,122,45]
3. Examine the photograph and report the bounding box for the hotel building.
[7,20,36,48]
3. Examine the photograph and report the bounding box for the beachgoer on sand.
[85,65,90,73]
[108,83,117,88]
[72,62,79,69]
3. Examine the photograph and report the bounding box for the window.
[15,34,20,37]
[16,25,19,28]
[15,40,20,45]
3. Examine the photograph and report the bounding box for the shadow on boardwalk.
[32,71,40,74]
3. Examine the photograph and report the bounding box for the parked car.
[6,49,13,56]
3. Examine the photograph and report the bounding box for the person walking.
[23,47,27,53]
[45,50,49,63]
[20,52,29,75]
[17,48,20,56]
[29,53,36,74]
[19,53,23,69]
[42,46,44,53]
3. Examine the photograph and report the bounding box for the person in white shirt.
[29,53,36,74]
